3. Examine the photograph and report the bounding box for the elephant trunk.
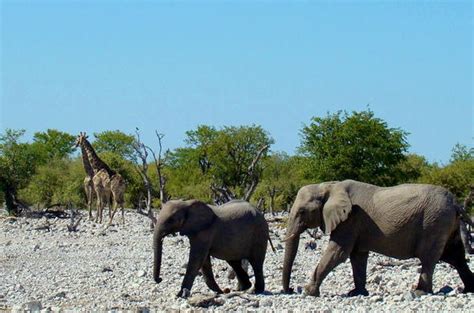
[153,226,164,284]
[282,233,300,293]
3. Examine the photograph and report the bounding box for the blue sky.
[1,1,472,163]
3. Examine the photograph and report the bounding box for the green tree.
[20,158,85,208]
[93,130,135,160]
[299,109,409,186]
[419,144,474,200]
[0,129,41,215]
[450,143,474,162]
[253,153,311,212]
[165,148,214,202]
[396,154,430,183]
[32,129,76,162]
[168,124,274,202]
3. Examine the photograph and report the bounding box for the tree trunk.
[4,185,21,216]
[282,235,300,293]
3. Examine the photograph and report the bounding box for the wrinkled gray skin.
[153,199,269,297]
[282,180,474,297]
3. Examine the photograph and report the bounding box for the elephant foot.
[303,284,320,297]
[283,287,294,294]
[177,288,191,298]
[237,282,252,291]
[413,289,429,297]
[347,288,369,297]
[249,287,265,294]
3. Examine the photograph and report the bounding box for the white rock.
[23,301,42,312]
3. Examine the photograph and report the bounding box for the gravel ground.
[1,209,473,312]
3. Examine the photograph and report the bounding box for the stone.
[305,240,317,250]
[187,295,223,308]
[260,299,273,307]
[403,291,415,301]
[371,275,382,284]
[48,291,66,300]
[23,301,42,312]
[370,295,383,302]
[136,270,146,277]
[438,285,453,294]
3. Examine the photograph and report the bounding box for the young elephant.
[153,199,270,297]
[282,180,474,297]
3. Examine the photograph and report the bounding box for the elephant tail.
[268,234,276,253]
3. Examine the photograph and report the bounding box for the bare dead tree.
[460,186,474,254]
[148,131,168,204]
[67,205,82,232]
[243,144,270,201]
[211,144,269,205]
[267,186,277,215]
[133,128,157,228]
[256,197,265,212]
[210,185,236,205]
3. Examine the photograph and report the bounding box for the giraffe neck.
[81,139,115,176]
[80,145,95,177]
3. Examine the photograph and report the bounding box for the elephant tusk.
[281,233,296,242]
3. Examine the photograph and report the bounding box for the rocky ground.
[1,209,474,312]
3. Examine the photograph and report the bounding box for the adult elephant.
[153,199,270,297]
[282,180,474,297]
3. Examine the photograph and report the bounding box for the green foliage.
[168,124,274,200]
[32,129,76,162]
[0,129,38,189]
[20,158,85,208]
[299,109,409,186]
[93,130,135,160]
[395,154,431,183]
[253,153,311,212]
[418,145,474,200]
[0,129,42,215]
[165,148,213,201]
[450,143,474,163]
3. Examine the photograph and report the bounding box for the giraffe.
[75,132,126,225]
[75,134,95,220]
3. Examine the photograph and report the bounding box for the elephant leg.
[440,233,474,293]
[305,240,350,297]
[415,237,448,295]
[178,239,210,298]
[227,260,252,291]
[348,250,369,296]
[248,258,265,294]
[201,256,223,294]
[415,261,436,294]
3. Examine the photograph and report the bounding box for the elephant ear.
[322,184,352,234]
[180,200,216,236]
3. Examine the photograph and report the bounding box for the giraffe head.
[75,132,89,148]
